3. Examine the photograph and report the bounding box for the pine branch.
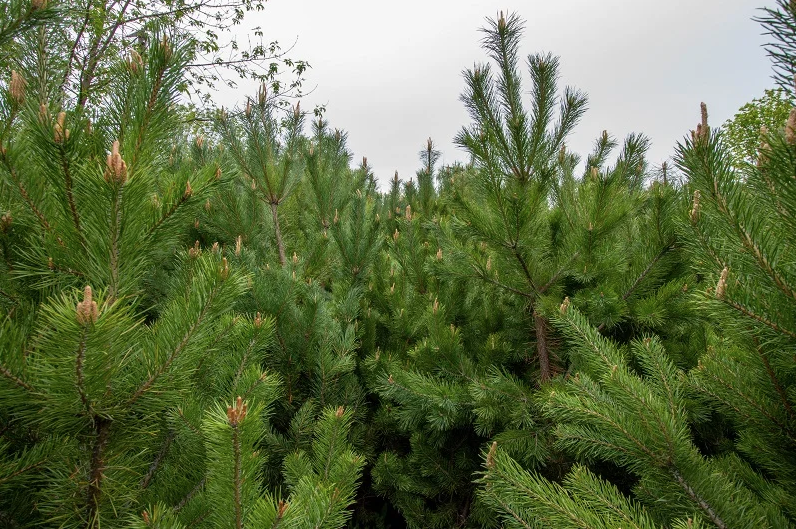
[671,469,726,529]
[232,424,242,529]
[75,326,91,414]
[128,281,222,405]
[174,476,206,512]
[1,155,51,231]
[754,337,795,421]
[140,430,175,490]
[718,297,796,339]
[57,144,87,249]
[0,364,32,392]
[86,418,112,529]
[108,185,124,303]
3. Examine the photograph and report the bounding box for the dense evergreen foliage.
[1,1,795,527]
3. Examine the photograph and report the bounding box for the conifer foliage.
[2,1,796,528]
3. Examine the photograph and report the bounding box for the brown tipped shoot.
[10,70,26,106]
[53,112,69,143]
[226,396,248,426]
[486,441,498,469]
[76,285,99,325]
[105,140,127,185]
[559,296,570,314]
[715,266,729,299]
[690,189,700,224]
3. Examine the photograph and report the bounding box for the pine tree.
[0,9,364,528]
[477,3,796,527]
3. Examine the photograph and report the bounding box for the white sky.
[217,0,773,189]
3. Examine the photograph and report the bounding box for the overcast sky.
[217,0,774,189]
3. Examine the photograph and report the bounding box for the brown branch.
[270,202,286,267]
[672,468,726,529]
[57,145,86,249]
[753,336,795,424]
[108,185,124,303]
[174,476,206,512]
[720,298,796,339]
[1,155,51,231]
[533,310,551,383]
[86,418,111,528]
[128,283,221,405]
[0,458,48,484]
[232,424,243,529]
[147,193,190,237]
[622,242,675,301]
[140,430,175,490]
[539,252,580,294]
[75,327,91,414]
[0,364,32,392]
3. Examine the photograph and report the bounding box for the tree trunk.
[534,310,551,382]
[270,202,286,267]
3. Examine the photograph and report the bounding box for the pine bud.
[715,266,728,299]
[104,140,127,185]
[128,50,144,73]
[486,256,492,272]
[757,126,771,168]
[254,312,263,328]
[292,252,298,264]
[786,108,796,145]
[388,374,394,384]
[189,240,200,258]
[277,500,289,518]
[559,296,570,314]
[211,242,219,254]
[694,102,709,141]
[53,112,69,143]
[436,248,442,261]
[333,209,339,224]
[497,11,506,31]
[245,99,252,117]
[204,199,211,212]
[235,235,242,256]
[390,283,395,294]
[432,297,439,314]
[335,405,345,418]
[31,0,47,10]
[161,36,172,61]
[258,83,267,106]
[394,171,399,183]
[486,441,497,469]
[184,180,192,198]
[589,166,599,180]
[215,166,222,180]
[294,101,301,119]
[226,396,248,426]
[142,510,150,525]
[690,189,700,224]
[76,285,99,325]
[393,229,399,242]
[9,70,26,105]
[220,257,229,279]
[0,213,12,233]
